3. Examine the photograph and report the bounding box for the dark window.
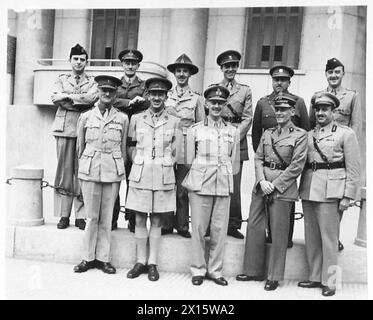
[91,9,140,65]
[243,7,303,69]
[7,35,16,75]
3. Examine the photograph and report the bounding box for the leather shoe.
[236,274,265,282]
[57,217,69,229]
[338,240,344,252]
[211,277,228,286]
[192,276,204,286]
[298,281,323,289]
[96,260,116,274]
[127,263,148,278]
[227,228,244,239]
[264,280,279,291]
[177,230,191,238]
[75,219,86,230]
[73,260,96,273]
[128,223,135,233]
[161,229,173,236]
[148,264,159,281]
[287,240,293,248]
[111,223,118,231]
[322,286,336,297]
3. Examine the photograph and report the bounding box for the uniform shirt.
[127,108,179,191]
[254,123,308,201]
[182,117,240,196]
[309,86,362,141]
[165,86,205,164]
[76,104,129,182]
[113,75,149,119]
[219,79,253,161]
[299,121,361,202]
[51,72,98,138]
[252,91,310,152]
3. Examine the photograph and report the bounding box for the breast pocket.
[85,122,100,141]
[276,140,295,163]
[107,123,122,142]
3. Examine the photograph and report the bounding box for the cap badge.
[181,58,185,63]
[229,55,232,60]
[216,88,222,96]
[128,51,134,57]
[279,68,283,73]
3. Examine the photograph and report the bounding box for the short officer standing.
[161,54,205,238]
[126,78,179,281]
[182,84,240,286]
[216,50,253,239]
[51,44,98,230]
[251,65,310,248]
[112,49,149,231]
[236,94,308,291]
[298,92,360,297]
[74,75,128,274]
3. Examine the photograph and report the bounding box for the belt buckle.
[270,161,276,170]
[311,161,317,171]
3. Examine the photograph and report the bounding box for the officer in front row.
[74,75,128,274]
[298,92,360,297]
[236,94,308,291]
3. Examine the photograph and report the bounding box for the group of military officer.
[51,44,361,296]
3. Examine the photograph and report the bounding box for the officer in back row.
[112,48,149,231]
[236,94,308,291]
[251,65,310,248]
[216,50,253,239]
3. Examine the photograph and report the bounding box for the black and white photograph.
[1,0,371,304]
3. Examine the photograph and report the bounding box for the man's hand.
[260,180,275,195]
[338,197,351,212]
[128,96,145,106]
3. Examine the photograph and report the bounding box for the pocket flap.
[82,149,95,157]
[162,157,173,166]
[112,151,122,159]
[328,169,346,180]
[133,154,144,165]
[108,123,122,130]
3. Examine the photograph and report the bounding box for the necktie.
[178,88,184,97]
[75,75,80,85]
[227,82,233,90]
[332,89,337,95]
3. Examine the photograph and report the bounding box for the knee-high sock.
[135,226,148,265]
[148,226,161,265]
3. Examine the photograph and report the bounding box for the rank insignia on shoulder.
[332,125,337,132]
[143,114,147,119]
[289,127,294,132]
[165,115,168,120]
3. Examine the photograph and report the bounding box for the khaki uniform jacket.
[113,75,149,118]
[252,91,310,152]
[76,105,129,182]
[127,109,179,190]
[219,79,253,161]
[299,121,361,202]
[165,87,205,164]
[254,124,308,201]
[51,73,98,138]
[309,87,362,141]
[182,117,240,196]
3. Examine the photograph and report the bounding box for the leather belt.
[221,116,242,123]
[263,161,288,170]
[305,161,345,171]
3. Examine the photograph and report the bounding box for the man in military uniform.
[309,58,362,251]
[161,54,205,238]
[236,94,308,291]
[251,65,310,248]
[126,78,179,282]
[216,50,253,239]
[74,75,128,274]
[51,44,98,230]
[182,84,240,286]
[112,48,149,231]
[298,92,360,296]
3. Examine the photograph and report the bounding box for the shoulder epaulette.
[332,124,337,132]
[58,73,69,78]
[345,88,357,93]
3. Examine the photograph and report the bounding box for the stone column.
[13,9,55,105]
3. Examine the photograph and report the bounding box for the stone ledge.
[7,223,367,283]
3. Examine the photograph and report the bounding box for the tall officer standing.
[112,49,149,231]
[298,92,360,297]
[51,44,98,230]
[216,50,253,239]
[182,84,240,286]
[161,54,205,238]
[126,78,179,281]
[309,58,362,251]
[251,65,310,248]
[73,75,128,274]
[236,94,308,291]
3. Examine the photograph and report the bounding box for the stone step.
[6,223,367,283]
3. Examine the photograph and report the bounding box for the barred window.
[243,7,303,69]
[91,9,140,65]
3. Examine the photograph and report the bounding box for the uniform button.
[102,139,107,143]
[104,130,107,133]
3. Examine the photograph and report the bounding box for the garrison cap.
[311,92,340,109]
[216,50,241,66]
[325,57,344,71]
[95,75,122,90]
[274,94,297,108]
[70,44,88,59]
[269,65,294,78]
[118,49,143,62]
[167,54,199,75]
[145,77,172,92]
[204,84,229,101]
